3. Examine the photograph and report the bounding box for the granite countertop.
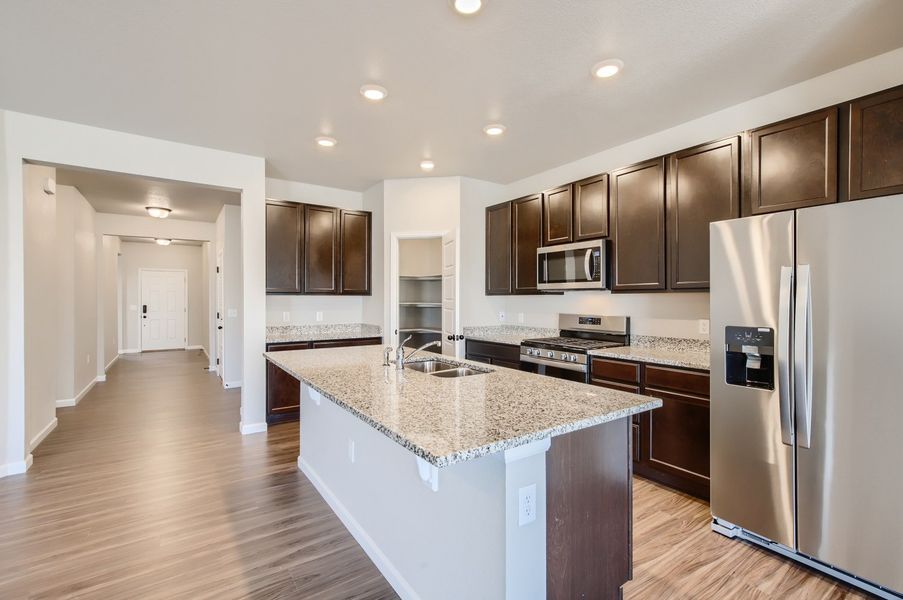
[264,346,660,468]
[267,323,382,344]
[588,336,710,371]
[463,325,559,347]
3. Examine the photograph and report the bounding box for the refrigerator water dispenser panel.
[725,326,775,390]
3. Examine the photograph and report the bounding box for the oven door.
[520,358,588,383]
[537,240,606,290]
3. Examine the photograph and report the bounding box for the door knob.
[447,335,454,341]
[217,326,223,330]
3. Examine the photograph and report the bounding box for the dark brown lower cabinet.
[266,337,381,424]
[590,357,710,499]
[463,339,523,370]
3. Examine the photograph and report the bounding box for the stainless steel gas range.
[520,314,629,381]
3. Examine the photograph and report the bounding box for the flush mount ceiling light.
[420,160,435,172]
[451,0,483,15]
[145,206,171,219]
[155,238,172,246]
[360,84,388,101]
[315,136,337,148]
[483,123,506,137]
[592,58,624,79]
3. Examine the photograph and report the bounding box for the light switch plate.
[316,311,323,322]
[282,311,290,323]
[227,308,238,318]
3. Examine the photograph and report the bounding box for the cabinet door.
[266,342,310,423]
[339,209,371,295]
[667,137,740,290]
[512,194,543,294]
[744,107,838,215]
[303,204,339,294]
[848,85,903,200]
[573,173,609,241]
[265,201,302,294]
[542,184,573,246]
[610,157,667,291]
[485,202,512,295]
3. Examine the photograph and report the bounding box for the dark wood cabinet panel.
[744,107,838,215]
[464,339,521,365]
[542,185,573,246]
[339,209,371,295]
[591,358,640,385]
[848,85,903,200]
[573,173,609,241]
[311,337,381,350]
[303,204,340,294]
[610,158,667,291]
[265,201,303,294]
[512,194,543,294]
[667,137,740,290]
[485,201,512,295]
[644,365,710,397]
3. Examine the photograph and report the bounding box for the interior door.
[441,230,461,357]
[795,196,903,592]
[709,212,795,548]
[141,269,187,351]
[216,251,224,378]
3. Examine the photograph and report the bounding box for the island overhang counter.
[264,346,661,600]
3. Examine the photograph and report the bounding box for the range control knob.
[569,354,578,362]
[547,351,555,358]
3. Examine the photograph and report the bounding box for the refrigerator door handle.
[777,266,794,446]
[794,264,813,449]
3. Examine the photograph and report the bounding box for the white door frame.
[389,230,459,354]
[215,250,225,379]
[138,268,188,352]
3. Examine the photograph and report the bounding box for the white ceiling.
[3,1,902,191]
[55,166,240,222]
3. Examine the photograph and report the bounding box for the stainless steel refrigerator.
[710,194,903,599]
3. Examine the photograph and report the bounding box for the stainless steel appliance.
[537,239,607,290]
[710,195,903,599]
[520,314,628,381]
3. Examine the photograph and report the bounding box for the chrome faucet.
[395,335,442,370]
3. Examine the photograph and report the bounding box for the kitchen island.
[264,346,660,600]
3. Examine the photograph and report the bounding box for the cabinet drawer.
[644,365,709,397]
[311,337,381,349]
[266,342,312,352]
[464,340,521,364]
[590,358,640,385]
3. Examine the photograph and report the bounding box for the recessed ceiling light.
[145,206,171,219]
[592,59,624,79]
[483,123,506,136]
[155,238,172,246]
[360,84,388,101]
[316,136,337,148]
[451,0,483,15]
[420,160,435,172]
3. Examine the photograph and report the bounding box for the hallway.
[0,350,394,599]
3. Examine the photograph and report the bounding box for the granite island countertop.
[267,323,382,344]
[264,346,660,468]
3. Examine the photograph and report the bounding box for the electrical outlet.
[518,483,537,526]
[316,311,323,322]
[498,311,506,323]
[282,311,291,323]
[348,439,356,464]
[517,312,525,324]
[699,319,710,335]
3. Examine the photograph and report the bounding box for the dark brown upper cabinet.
[744,107,838,216]
[542,185,573,246]
[339,209,371,295]
[485,201,512,295]
[610,157,667,292]
[667,137,740,290]
[847,85,903,201]
[512,194,543,294]
[303,204,339,294]
[573,173,609,241]
[265,200,303,294]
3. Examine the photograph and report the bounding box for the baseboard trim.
[299,457,418,600]
[56,377,97,408]
[239,422,267,435]
[29,417,58,452]
[224,380,242,389]
[0,454,33,479]
[119,348,140,354]
[95,375,106,383]
[105,354,119,372]
[186,345,205,351]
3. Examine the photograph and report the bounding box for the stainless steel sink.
[405,359,460,373]
[430,367,486,378]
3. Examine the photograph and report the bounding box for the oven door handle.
[520,354,587,373]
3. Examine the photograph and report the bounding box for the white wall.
[66,186,98,396]
[264,177,368,326]
[361,181,385,328]
[217,205,243,386]
[118,241,208,352]
[459,177,506,328]
[101,236,120,370]
[2,109,266,475]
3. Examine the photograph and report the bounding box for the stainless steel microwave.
[537,239,607,290]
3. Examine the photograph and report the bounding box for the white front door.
[215,251,224,379]
[140,269,187,351]
[441,229,461,357]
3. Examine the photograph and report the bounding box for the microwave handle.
[584,248,593,281]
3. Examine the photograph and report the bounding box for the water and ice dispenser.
[724,326,775,390]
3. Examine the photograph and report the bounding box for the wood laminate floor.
[0,350,872,599]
